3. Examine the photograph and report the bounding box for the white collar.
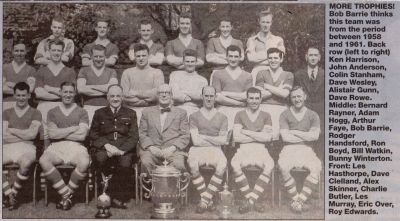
[219,35,232,49]
[94,38,110,47]
[14,104,30,118]
[109,105,121,114]
[200,107,217,120]
[307,66,318,79]
[245,108,260,122]
[90,64,105,77]
[59,103,77,117]
[11,61,26,74]
[47,62,65,76]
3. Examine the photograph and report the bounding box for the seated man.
[81,18,119,67]
[3,82,41,210]
[188,86,228,213]
[231,87,274,214]
[77,44,118,124]
[212,45,252,130]
[139,84,190,173]
[121,44,164,123]
[89,85,138,209]
[3,41,36,111]
[39,82,90,210]
[278,86,321,213]
[255,47,293,140]
[169,49,208,117]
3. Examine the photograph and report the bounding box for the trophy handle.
[180,172,191,192]
[141,173,153,193]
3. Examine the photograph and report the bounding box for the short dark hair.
[307,46,320,54]
[258,9,273,20]
[220,16,232,25]
[139,19,152,27]
[246,87,261,98]
[226,45,241,57]
[96,17,110,26]
[52,16,65,25]
[91,44,106,55]
[202,86,216,95]
[12,39,27,48]
[179,13,192,21]
[13,82,30,94]
[60,81,76,90]
[107,84,123,93]
[267,47,283,58]
[49,39,65,51]
[133,43,150,54]
[183,49,197,60]
[290,86,305,95]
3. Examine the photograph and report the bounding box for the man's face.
[183,55,197,73]
[290,89,306,109]
[12,44,27,64]
[305,48,321,67]
[158,86,172,107]
[268,52,283,70]
[107,86,123,109]
[179,18,191,35]
[202,87,216,109]
[95,21,109,38]
[61,85,76,105]
[14,89,30,108]
[49,44,63,62]
[247,92,261,111]
[259,14,272,33]
[51,20,64,38]
[92,49,106,69]
[139,24,154,41]
[227,50,240,68]
[219,21,232,38]
[135,50,149,68]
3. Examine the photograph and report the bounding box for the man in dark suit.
[139,84,190,173]
[89,84,139,208]
[294,46,324,158]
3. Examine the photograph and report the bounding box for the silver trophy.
[95,173,113,219]
[219,171,233,219]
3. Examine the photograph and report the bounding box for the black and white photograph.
[2,2,325,220]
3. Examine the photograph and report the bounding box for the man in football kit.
[3,42,36,111]
[81,18,119,67]
[231,87,274,214]
[34,16,74,65]
[187,86,228,213]
[206,17,244,71]
[247,10,285,84]
[128,19,164,66]
[89,85,138,209]
[255,47,293,141]
[278,86,321,213]
[3,82,42,210]
[121,44,165,123]
[39,82,90,210]
[77,44,118,124]
[211,45,252,130]
[169,49,208,117]
[139,84,190,173]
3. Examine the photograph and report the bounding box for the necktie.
[311,70,316,81]
[114,107,118,115]
[161,107,171,113]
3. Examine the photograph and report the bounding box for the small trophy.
[95,173,112,219]
[219,173,233,219]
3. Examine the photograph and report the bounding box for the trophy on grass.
[219,170,233,219]
[95,173,113,219]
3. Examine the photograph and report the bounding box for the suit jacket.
[294,67,324,115]
[89,106,139,153]
[139,105,190,152]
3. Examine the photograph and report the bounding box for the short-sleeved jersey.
[3,63,36,101]
[81,41,119,60]
[78,66,117,106]
[279,108,320,132]
[3,107,42,131]
[255,69,293,105]
[34,36,74,61]
[165,38,205,61]
[34,66,77,90]
[234,110,271,132]
[212,69,252,93]
[190,111,228,137]
[129,41,164,58]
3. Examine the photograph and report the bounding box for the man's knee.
[94,150,109,165]
[231,157,242,175]
[73,154,90,172]
[39,153,56,170]
[18,153,36,171]
[170,156,186,171]
[119,153,133,168]
[215,158,227,175]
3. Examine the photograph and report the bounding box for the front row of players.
[3,82,320,214]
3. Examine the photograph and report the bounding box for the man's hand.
[104,144,121,157]
[162,146,177,159]
[148,146,163,158]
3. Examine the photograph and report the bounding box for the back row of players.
[3,10,324,215]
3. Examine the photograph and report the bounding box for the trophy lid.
[151,160,181,177]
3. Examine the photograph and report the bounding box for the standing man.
[165,13,205,75]
[3,41,36,110]
[231,87,274,214]
[121,44,164,123]
[211,45,252,130]
[187,86,228,213]
[3,82,42,210]
[294,46,324,157]
[278,86,321,213]
[34,16,74,65]
[39,82,90,210]
[247,10,285,84]
[81,18,119,67]
[89,85,138,209]
[206,17,244,71]
[139,84,190,173]
[34,39,77,143]
[128,19,164,66]
[255,47,293,141]
[77,44,118,124]
[169,49,208,117]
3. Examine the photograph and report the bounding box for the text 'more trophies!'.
[219,172,233,219]
[95,173,113,219]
